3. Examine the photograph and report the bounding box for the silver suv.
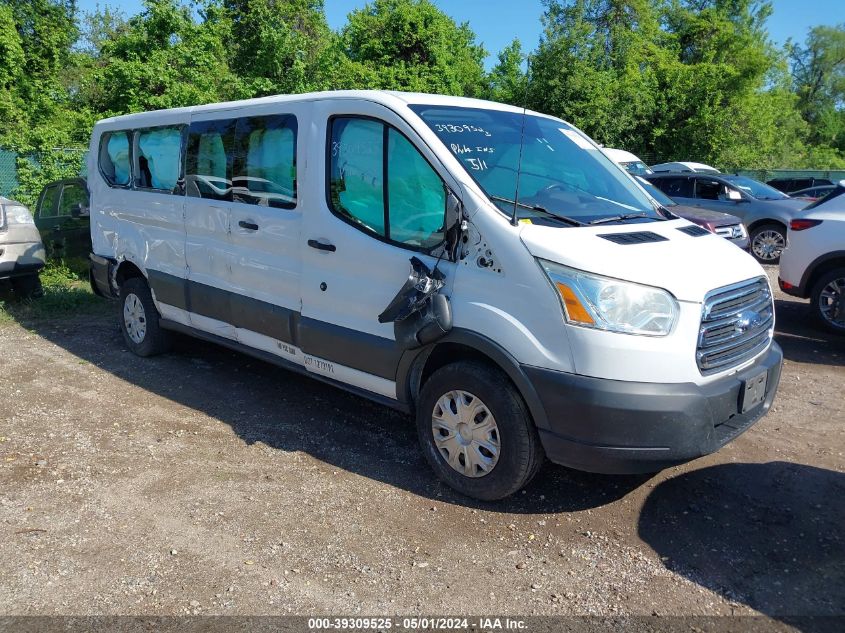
[0,196,46,297]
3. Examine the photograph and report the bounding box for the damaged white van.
[88,91,782,500]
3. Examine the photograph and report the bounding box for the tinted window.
[330,118,386,235]
[652,177,692,198]
[38,185,60,218]
[135,127,183,192]
[186,119,236,201]
[387,129,446,247]
[58,184,88,216]
[234,115,297,208]
[99,131,131,187]
[695,178,723,200]
[328,117,446,249]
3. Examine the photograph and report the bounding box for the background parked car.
[602,148,653,176]
[789,184,835,202]
[649,161,720,174]
[634,177,749,249]
[34,178,90,261]
[766,176,833,195]
[778,181,845,334]
[0,196,46,298]
[646,172,807,264]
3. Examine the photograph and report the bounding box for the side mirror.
[727,189,743,201]
[71,203,83,218]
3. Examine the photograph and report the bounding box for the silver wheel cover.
[751,229,785,261]
[432,390,500,478]
[123,293,147,344]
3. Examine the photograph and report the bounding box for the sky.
[76,0,843,69]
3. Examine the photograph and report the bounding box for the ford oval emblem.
[735,309,762,333]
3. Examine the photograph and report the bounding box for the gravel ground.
[0,266,843,620]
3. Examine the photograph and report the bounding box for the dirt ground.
[0,266,843,621]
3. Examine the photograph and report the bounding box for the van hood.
[519,219,764,303]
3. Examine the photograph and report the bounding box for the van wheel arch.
[400,331,551,432]
[115,260,146,289]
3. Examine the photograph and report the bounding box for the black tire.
[749,223,786,264]
[416,361,544,501]
[11,274,43,299]
[810,267,845,335]
[118,276,172,357]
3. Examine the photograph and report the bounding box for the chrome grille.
[714,224,743,240]
[697,277,773,373]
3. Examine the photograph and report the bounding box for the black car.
[34,178,90,260]
[766,177,833,195]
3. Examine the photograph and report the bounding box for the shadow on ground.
[14,311,649,513]
[774,298,845,366]
[639,461,845,623]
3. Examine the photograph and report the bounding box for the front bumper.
[0,241,46,280]
[526,342,783,474]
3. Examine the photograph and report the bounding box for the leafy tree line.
[0,0,843,205]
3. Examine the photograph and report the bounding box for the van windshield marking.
[410,104,664,225]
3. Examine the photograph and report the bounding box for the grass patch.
[0,260,111,325]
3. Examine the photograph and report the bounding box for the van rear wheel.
[119,277,172,357]
[416,361,544,500]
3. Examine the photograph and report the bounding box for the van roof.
[94,90,545,127]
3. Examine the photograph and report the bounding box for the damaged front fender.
[378,256,453,349]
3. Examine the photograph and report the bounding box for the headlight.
[539,260,679,336]
[4,204,34,225]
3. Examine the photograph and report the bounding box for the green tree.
[85,0,243,115]
[485,39,527,105]
[223,0,338,95]
[790,24,845,152]
[340,0,487,96]
[530,0,664,150]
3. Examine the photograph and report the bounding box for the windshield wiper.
[588,212,653,225]
[489,195,583,227]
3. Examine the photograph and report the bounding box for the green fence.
[735,168,845,184]
[0,148,88,207]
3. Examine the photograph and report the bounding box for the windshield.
[621,161,653,176]
[804,184,845,210]
[410,105,663,225]
[722,175,789,200]
[635,176,676,207]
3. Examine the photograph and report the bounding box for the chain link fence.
[0,148,88,208]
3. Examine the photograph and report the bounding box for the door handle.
[238,220,259,231]
[307,239,336,252]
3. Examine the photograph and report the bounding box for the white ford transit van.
[88,91,782,500]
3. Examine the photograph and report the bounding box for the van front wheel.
[416,361,544,500]
[119,277,171,357]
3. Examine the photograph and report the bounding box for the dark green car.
[34,178,90,261]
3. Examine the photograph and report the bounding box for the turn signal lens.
[790,219,822,231]
[555,282,595,325]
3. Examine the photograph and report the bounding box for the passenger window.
[329,118,386,235]
[387,129,446,247]
[655,177,692,198]
[135,127,183,192]
[696,179,722,200]
[186,119,236,201]
[58,185,88,217]
[99,131,131,187]
[328,117,446,250]
[38,185,60,218]
[234,115,297,209]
